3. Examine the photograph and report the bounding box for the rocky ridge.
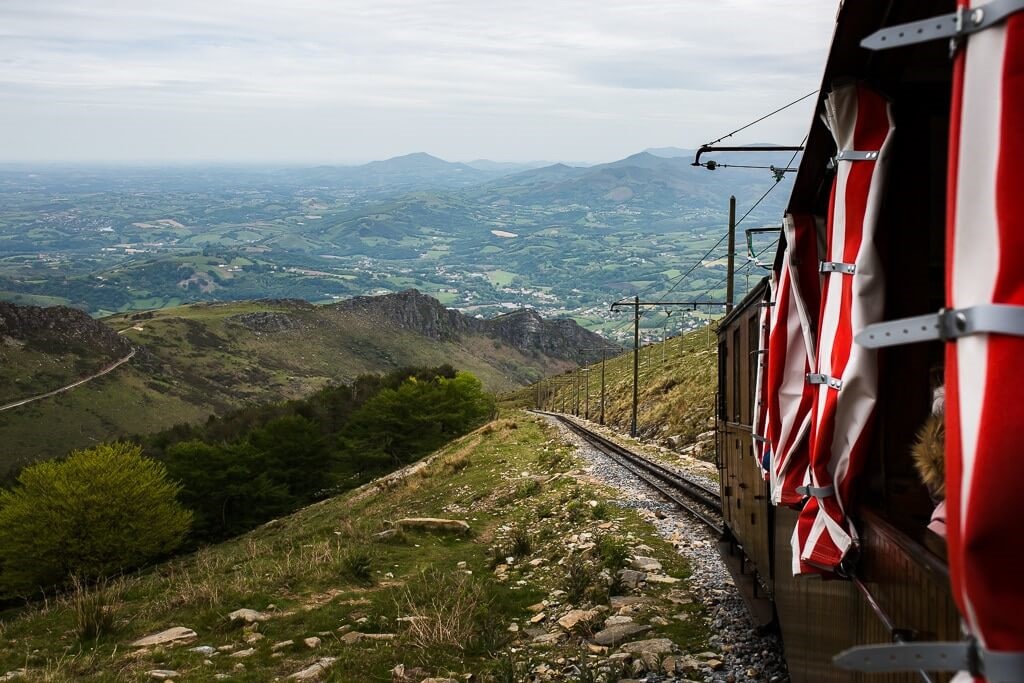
[331,289,615,361]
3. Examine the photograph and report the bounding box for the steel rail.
[534,410,724,535]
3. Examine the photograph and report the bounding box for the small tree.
[0,442,191,594]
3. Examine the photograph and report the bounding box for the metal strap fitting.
[807,373,843,390]
[752,434,767,444]
[826,150,880,169]
[855,304,1024,349]
[834,640,1024,681]
[820,261,856,275]
[861,0,1024,52]
[796,484,834,498]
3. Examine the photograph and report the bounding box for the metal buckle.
[861,0,1024,52]
[820,261,856,275]
[807,373,843,390]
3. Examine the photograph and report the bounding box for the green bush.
[0,443,191,594]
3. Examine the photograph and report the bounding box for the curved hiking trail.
[0,348,136,412]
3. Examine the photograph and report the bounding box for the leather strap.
[834,641,1024,682]
[796,484,834,498]
[820,261,856,275]
[855,304,1024,349]
[861,0,1024,51]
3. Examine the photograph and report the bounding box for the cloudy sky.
[0,1,838,164]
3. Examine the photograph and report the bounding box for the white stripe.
[952,5,1007,639]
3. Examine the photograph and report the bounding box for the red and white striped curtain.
[946,2,1024,676]
[793,84,893,574]
[766,213,821,507]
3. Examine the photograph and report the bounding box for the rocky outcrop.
[331,289,614,361]
[0,301,129,357]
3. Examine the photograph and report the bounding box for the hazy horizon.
[1,1,837,164]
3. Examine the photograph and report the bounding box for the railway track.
[534,410,724,536]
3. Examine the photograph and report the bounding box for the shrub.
[0,443,191,594]
[590,500,611,520]
[400,569,505,656]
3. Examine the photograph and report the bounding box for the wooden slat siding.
[857,515,960,683]
[774,506,861,683]
[771,505,960,683]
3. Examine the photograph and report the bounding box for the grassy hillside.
[515,325,718,451]
[0,300,574,472]
[0,413,709,682]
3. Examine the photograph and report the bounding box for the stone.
[420,679,459,683]
[230,648,256,658]
[244,632,265,644]
[557,608,598,631]
[189,646,217,656]
[531,631,565,645]
[591,623,650,646]
[526,602,546,613]
[272,640,295,651]
[529,612,546,624]
[640,652,662,671]
[131,627,198,648]
[662,656,678,674]
[631,556,662,572]
[289,657,337,680]
[619,638,674,655]
[707,659,725,671]
[646,574,680,584]
[649,616,670,626]
[341,631,364,645]
[304,637,321,648]
[618,569,646,588]
[603,615,633,627]
[587,643,608,655]
[147,671,180,681]
[374,529,398,540]
[394,518,470,534]
[609,596,652,610]
[229,608,269,623]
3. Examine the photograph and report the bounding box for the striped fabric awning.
[945,1,1024,674]
[793,84,893,574]
[765,213,821,507]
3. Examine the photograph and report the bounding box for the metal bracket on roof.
[860,0,1024,53]
[855,304,1024,348]
[820,261,856,275]
[795,484,835,498]
[807,373,843,390]
[835,639,1024,681]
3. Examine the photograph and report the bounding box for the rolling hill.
[0,291,612,471]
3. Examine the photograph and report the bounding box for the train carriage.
[715,1,1023,681]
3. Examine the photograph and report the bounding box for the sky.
[0,0,839,164]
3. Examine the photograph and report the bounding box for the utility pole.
[726,195,737,314]
[632,295,640,436]
[574,370,580,416]
[600,351,606,425]
[611,298,727,438]
[583,368,591,420]
[578,345,623,426]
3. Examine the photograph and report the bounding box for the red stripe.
[956,12,1024,656]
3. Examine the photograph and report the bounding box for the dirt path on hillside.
[0,348,136,412]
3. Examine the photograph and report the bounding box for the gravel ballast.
[543,414,789,683]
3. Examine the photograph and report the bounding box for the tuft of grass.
[515,478,541,498]
[399,569,506,657]
[70,576,121,642]
[341,548,374,584]
[561,554,597,603]
[508,525,533,558]
[597,535,630,572]
[590,500,611,520]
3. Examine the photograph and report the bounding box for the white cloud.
[0,0,838,162]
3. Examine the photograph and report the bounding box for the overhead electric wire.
[701,91,818,147]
